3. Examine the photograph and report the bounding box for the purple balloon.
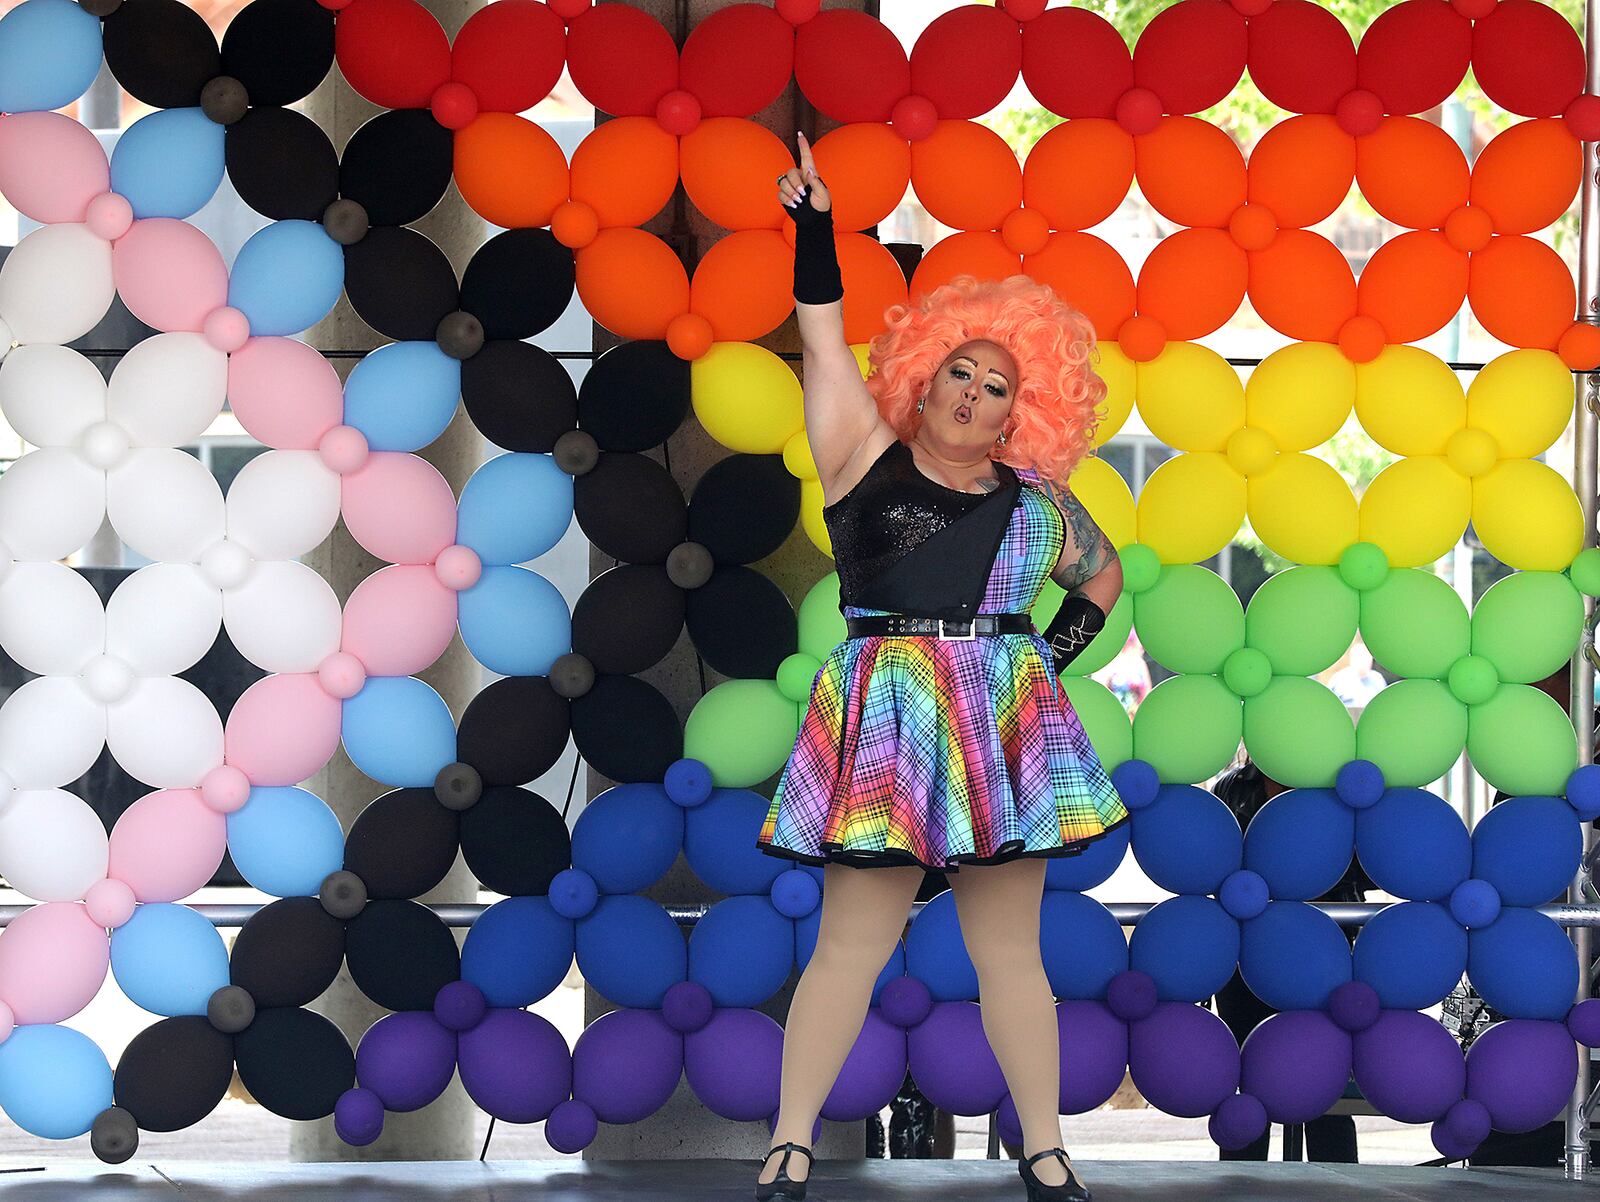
[434,980,487,1032]
[458,1009,571,1123]
[908,1001,1006,1115]
[547,1098,598,1153]
[1130,1002,1239,1117]
[1444,1097,1490,1145]
[1107,969,1157,1022]
[1209,1092,1268,1151]
[685,1008,782,1121]
[822,1007,907,1121]
[334,1087,384,1146]
[1059,1001,1129,1114]
[881,975,932,1029]
[662,980,713,1033]
[1568,997,1600,1047]
[1328,980,1380,1033]
[1353,1010,1464,1123]
[1431,1119,1478,1161]
[355,1011,457,1112]
[572,1007,683,1124]
[1466,1018,1578,1133]
[1240,1011,1352,1124]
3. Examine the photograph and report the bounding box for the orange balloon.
[690,230,793,341]
[1357,231,1468,344]
[1471,117,1582,236]
[909,231,1019,300]
[1134,116,1245,229]
[1357,117,1468,230]
[576,228,689,340]
[1469,234,1577,350]
[838,233,909,343]
[1247,115,1353,229]
[681,117,791,232]
[813,123,911,232]
[1023,118,1133,232]
[1248,229,1356,343]
[570,116,679,228]
[1024,232,1136,343]
[454,113,569,229]
[910,120,1021,232]
[1136,229,1246,341]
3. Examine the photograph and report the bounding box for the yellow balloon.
[1064,454,1136,548]
[1135,341,1242,452]
[1246,342,1353,452]
[800,477,832,556]
[1358,456,1470,567]
[783,429,818,480]
[691,342,802,454]
[1248,453,1357,565]
[1467,348,1570,459]
[1354,345,1464,456]
[1137,452,1246,564]
[1473,459,1583,570]
[1089,340,1136,446]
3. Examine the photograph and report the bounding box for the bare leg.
[948,855,1077,1190]
[759,861,926,1186]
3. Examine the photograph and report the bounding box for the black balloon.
[572,565,685,675]
[340,110,454,228]
[574,453,686,564]
[102,0,220,109]
[344,789,460,901]
[230,897,346,1009]
[219,0,334,108]
[688,454,801,564]
[225,106,338,221]
[344,900,459,1012]
[457,675,570,786]
[459,229,576,341]
[114,1017,233,1132]
[234,1008,354,1121]
[577,341,691,452]
[570,674,683,783]
[459,786,572,896]
[462,341,578,453]
[686,565,797,680]
[343,226,459,342]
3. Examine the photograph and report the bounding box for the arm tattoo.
[1043,481,1113,590]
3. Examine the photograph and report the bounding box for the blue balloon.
[457,453,574,565]
[796,904,905,1006]
[227,786,344,897]
[1355,787,1470,901]
[343,342,461,452]
[1472,796,1581,907]
[458,566,571,677]
[575,895,686,1008]
[1041,891,1128,1000]
[1352,901,1465,1009]
[0,0,102,114]
[341,675,457,788]
[1129,895,1239,1002]
[1243,787,1354,901]
[688,896,795,1007]
[684,788,786,895]
[1468,907,1579,1021]
[1239,900,1351,1011]
[0,1025,111,1139]
[461,896,575,1008]
[228,219,344,335]
[1043,818,1131,893]
[571,782,683,894]
[1131,784,1242,895]
[903,889,976,1002]
[110,904,229,1016]
[109,108,224,219]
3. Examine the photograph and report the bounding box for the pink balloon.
[229,337,344,449]
[0,112,109,224]
[0,903,109,1024]
[108,788,227,903]
[225,673,343,786]
[342,565,459,677]
[111,217,228,332]
[341,453,457,564]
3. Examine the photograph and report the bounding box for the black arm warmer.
[788,192,843,305]
[1042,594,1107,676]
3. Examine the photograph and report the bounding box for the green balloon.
[1446,654,1498,706]
[1034,584,1133,677]
[1243,676,1354,788]
[1360,568,1468,679]
[797,572,845,661]
[1222,647,1272,697]
[1120,543,1162,593]
[1467,683,1578,797]
[684,679,802,788]
[1133,565,1243,675]
[1472,570,1583,684]
[777,653,822,703]
[1245,566,1356,676]
[1354,678,1467,787]
[1061,677,1132,769]
[1570,547,1600,597]
[1132,674,1241,784]
[1339,541,1389,591]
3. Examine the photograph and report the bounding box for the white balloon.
[0,562,103,676]
[105,676,222,789]
[105,563,220,676]
[0,223,114,345]
[0,449,106,562]
[223,560,341,672]
[106,447,224,564]
[226,450,340,560]
[0,676,107,788]
[0,787,109,902]
[107,332,227,448]
[0,344,105,449]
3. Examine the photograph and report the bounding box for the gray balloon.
[207,985,257,1035]
[550,652,595,699]
[323,198,369,246]
[79,0,123,16]
[434,762,483,811]
[553,429,599,476]
[436,310,484,360]
[666,541,714,589]
[91,1107,138,1164]
[319,870,368,920]
[200,76,250,125]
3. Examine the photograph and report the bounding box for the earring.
[997,428,1009,446]
[916,395,926,414]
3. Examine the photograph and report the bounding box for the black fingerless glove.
[787,188,843,305]
[1042,594,1107,676]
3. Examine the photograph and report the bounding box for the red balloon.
[1132,0,1248,117]
[567,4,679,117]
[680,3,794,118]
[1246,0,1356,115]
[1020,7,1132,119]
[910,5,1021,120]
[1472,0,1586,119]
[452,0,567,114]
[335,0,450,108]
[1357,0,1472,116]
[795,9,909,124]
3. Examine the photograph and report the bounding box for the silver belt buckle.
[938,618,976,641]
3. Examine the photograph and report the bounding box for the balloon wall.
[0,0,1593,1168]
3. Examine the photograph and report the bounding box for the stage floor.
[0,1160,1594,1201]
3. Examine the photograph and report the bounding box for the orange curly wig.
[863,274,1108,488]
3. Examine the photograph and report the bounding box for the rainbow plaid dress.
[757,442,1128,871]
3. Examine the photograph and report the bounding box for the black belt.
[845,613,1036,641]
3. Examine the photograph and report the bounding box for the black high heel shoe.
[755,1141,812,1201]
[1019,1147,1091,1202]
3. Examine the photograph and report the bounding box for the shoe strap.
[767,1142,814,1172]
[1024,1146,1067,1168]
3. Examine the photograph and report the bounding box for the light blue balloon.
[688,895,794,1008]
[684,788,786,896]
[109,108,224,219]
[343,342,461,452]
[1129,894,1239,1002]
[0,1025,111,1139]
[575,895,687,1008]
[228,219,345,336]
[341,675,457,788]
[227,786,345,897]
[458,566,571,677]
[0,0,102,114]
[457,454,574,565]
[572,782,683,893]
[110,904,229,1017]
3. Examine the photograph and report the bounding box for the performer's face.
[924,340,1017,451]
